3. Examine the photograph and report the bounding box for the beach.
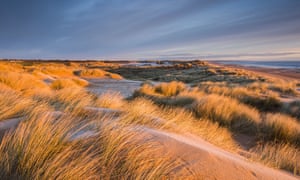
[211,61,300,81]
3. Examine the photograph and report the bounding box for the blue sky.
[0,0,300,60]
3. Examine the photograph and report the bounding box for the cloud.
[0,0,300,60]
[148,52,300,61]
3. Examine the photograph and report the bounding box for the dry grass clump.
[268,80,298,95]
[0,71,48,91]
[106,73,123,80]
[0,62,23,72]
[197,81,282,111]
[77,69,107,77]
[121,98,238,151]
[72,77,89,87]
[0,108,187,179]
[0,88,33,120]
[76,69,123,79]
[134,83,156,96]
[135,81,188,98]
[95,92,124,109]
[190,119,238,151]
[51,88,94,112]
[154,81,186,96]
[50,79,79,90]
[50,78,88,90]
[192,94,261,133]
[122,98,160,122]
[263,113,300,145]
[39,65,75,77]
[251,143,300,175]
[0,112,100,179]
[95,121,185,179]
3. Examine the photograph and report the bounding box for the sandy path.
[86,78,142,97]
[0,117,23,131]
[0,117,23,139]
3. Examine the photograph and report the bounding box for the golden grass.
[95,91,124,109]
[263,113,300,145]
[50,79,79,90]
[268,80,298,95]
[121,98,238,151]
[77,69,107,77]
[251,143,300,175]
[133,79,300,174]
[0,107,187,179]
[1,61,299,177]
[106,73,123,80]
[154,81,186,96]
[39,64,75,77]
[50,78,88,90]
[72,77,89,87]
[52,88,94,112]
[76,69,123,79]
[0,88,33,120]
[95,120,185,179]
[192,94,261,133]
[0,71,48,91]
[0,62,23,72]
[135,81,188,98]
[136,83,156,96]
[197,81,282,111]
[0,111,99,179]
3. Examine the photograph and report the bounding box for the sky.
[0,0,300,60]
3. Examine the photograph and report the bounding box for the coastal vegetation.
[0,60,299,178]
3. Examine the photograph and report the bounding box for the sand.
[86,78,142,97]
[211,62,300,81]
[144,128,297,179]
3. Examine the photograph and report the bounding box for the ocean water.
[214,61,300,69]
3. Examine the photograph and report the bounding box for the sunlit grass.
[1,60,299,178]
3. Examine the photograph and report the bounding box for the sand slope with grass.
[0,60,299,179]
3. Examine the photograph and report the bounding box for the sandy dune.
[0,75,298,179]
[83,78,299,179]
[144,128,297,180]
[0,107,298,179]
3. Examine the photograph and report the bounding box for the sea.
[213,61,300,69]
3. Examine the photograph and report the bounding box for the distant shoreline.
[211,60,300,69]
[1,58,299,81]
[210,61,300,81]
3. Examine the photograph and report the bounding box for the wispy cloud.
[0,0,300,60]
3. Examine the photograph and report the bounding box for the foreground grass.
[0,110,186,179]
[251,143,300,175]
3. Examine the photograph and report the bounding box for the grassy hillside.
[0,60,299,178]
